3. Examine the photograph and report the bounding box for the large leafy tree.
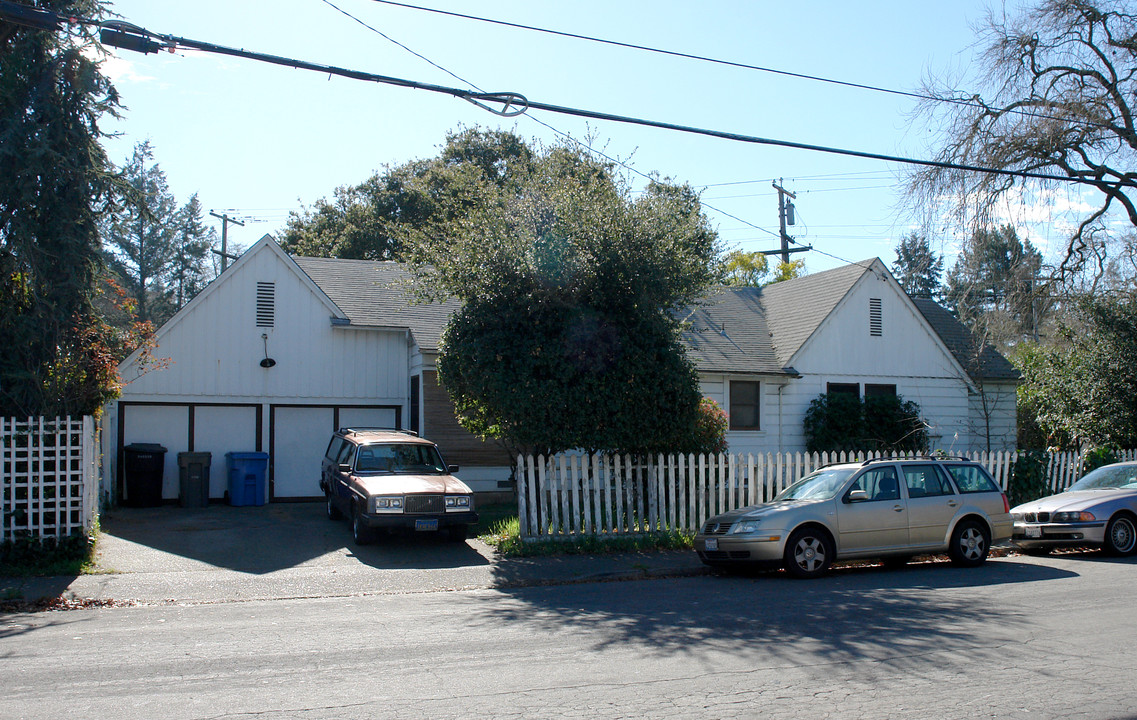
[945,225,1046,346]
[1016,296,1137,449]
[908,0,1137,280]
[391,133,720,455]
[892,232,943,299]
[0,1,125,416]
[282,127,533,261]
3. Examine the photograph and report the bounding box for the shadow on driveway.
[97,502,491,575]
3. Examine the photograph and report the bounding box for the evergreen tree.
[0,1,124,416]
[171,193,216,309]
[892,232,943,299]
[102,141,180,325]
[945,225,1046,347]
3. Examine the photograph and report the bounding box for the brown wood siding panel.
[422,371,512,467]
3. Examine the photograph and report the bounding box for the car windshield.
[774,468,856,501]
[1067,464,1137,491]
[355,443,447,474]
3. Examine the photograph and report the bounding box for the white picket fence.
[517,449,1137,539]
[1,416,99,542]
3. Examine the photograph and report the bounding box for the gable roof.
[679,287,786,375]
[910,298,1022,381]
[292,256,457,351]
[758,260,877,367]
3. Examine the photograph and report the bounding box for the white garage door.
[122,405,189,502]
[271,406,398,499]
[194,406,259,499]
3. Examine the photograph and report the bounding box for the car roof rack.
[861,455,972,466]
[338,427,419,437]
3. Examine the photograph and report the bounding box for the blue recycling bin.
[226,452,268,506]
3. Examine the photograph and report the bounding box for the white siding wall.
[712,272,998,454]
[121,243,407,405]
[968,381,1018,452]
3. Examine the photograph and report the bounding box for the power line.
[319,0,781,239]
[363,0,1108,130]
[83,15,1131,191]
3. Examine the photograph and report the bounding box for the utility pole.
[209,211,245,272]
[757,180,811,261]
[773,179,796,265]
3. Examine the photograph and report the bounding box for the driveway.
[2,503,706,606]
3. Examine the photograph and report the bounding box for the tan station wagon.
[320,428,477,544]
[695,457,1013,578]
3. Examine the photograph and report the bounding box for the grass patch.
[477,510,695,557]
[0,532,97,577]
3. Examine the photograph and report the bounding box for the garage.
[269,405,398,499]
[118,402,399,503]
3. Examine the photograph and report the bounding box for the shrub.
[0,532,94,577]
[1007,450,1050,507]
[804,392,928,453]
[1081,446,1119,475]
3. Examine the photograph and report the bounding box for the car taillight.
[1001,493,1010,513]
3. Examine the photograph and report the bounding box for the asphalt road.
[3,551,1135,720]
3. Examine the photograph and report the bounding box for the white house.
[104,236,1018,505]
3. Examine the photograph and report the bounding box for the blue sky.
[96,0,1069,273]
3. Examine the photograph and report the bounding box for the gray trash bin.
[178,452,212,508]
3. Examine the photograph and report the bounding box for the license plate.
[415,518,439,532]
[1026,526,1042,539]
[705,538,718,551]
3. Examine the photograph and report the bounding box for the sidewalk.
[1,503,707,607]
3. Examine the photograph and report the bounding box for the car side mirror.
[845,489,868,503]
[448,465,460,474]
[338,463,352,474]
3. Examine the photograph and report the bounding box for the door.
[902,464,961,548]
[272,407,335,498]
[836,465,909,554]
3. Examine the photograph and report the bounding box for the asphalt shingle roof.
[678,287,784,374]
[292,253,1018,383]
[911,297,1022,381]
[293,256,456,351]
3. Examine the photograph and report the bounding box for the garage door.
[120,404,260,502]
[270,406,397,499]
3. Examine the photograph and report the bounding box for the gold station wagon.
[695,457,1013,578]
[320,428,477,544]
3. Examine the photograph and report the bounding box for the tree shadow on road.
[471,558,1077,672]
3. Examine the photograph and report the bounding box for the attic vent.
[869,297,882,337]
[256,282,275,328]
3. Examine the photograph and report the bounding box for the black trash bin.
[123,443,167,507]
[178,452,212,508]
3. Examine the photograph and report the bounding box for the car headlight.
[445,495,471,511]
[372,496,403,512]
[1052,511,1095,523]
[730,520,762,534]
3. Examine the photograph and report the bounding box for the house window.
[729,380,761,431]
[865,383,897,398]
[827,382,859,396]
[256,282,275,328]
[869,297,882,337]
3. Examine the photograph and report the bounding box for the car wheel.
[1104,514,1137,556]
[326,492,342,521]
[351,505,373,546]
[949,520,990,567]
[783,527,833,579]
[446,524,469,543]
